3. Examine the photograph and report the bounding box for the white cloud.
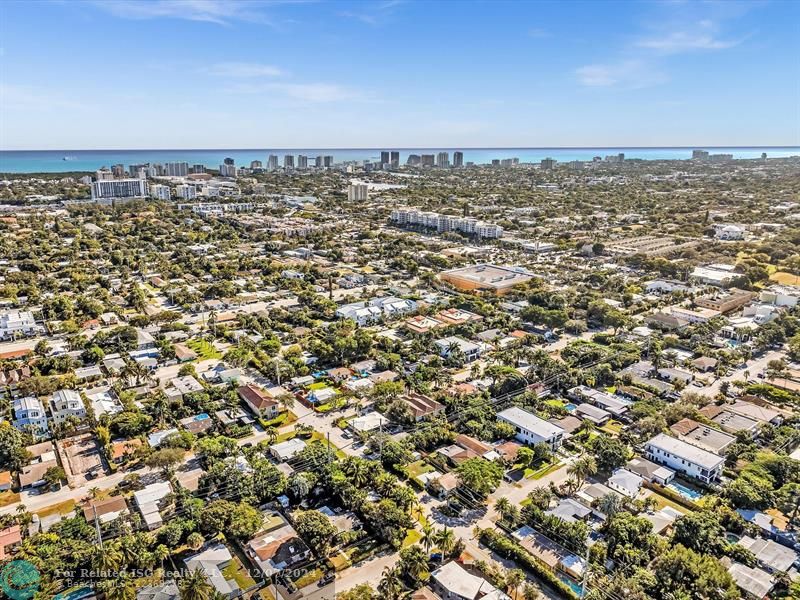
[576,60,667,89]
[225,81,362,103]
[88,0,277,26]
[636,30,741,53]
[205,62,284,77]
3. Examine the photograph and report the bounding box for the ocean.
[0,147,798,174]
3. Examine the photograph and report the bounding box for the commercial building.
[695,289,756,313]
[438,264,532,295]
[645,433,724,483]
[91,178,149,200]
[498,406,565,450]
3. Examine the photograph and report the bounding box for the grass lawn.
[545,399,565,409]
[600,420,624,436]
[645,490,690,514]
[329,551,351,571]
[526,461,564,480]
[262,411,296,428]
[186,339,222,360]
[402,528,422,548]
[294,567,323,588]
[406,460,434,480]
[0,490,20,508]
[36,499,76,519]
[771,271,800,285]
[222,557,257,590]
[309,431,347,459]
[308,381,329,390]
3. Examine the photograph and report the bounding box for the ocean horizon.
[1,146,798,174]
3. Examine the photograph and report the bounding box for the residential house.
[270,438,306,462]
[49,389,86,425]
[607,468,644,498]
[429,560,511,600]
[402,392,444,421]
[247,518,312,576]
[670,418,736,455]
[238,384,279,419]
[699,405,760,435]
[645,433,724,483]
[625,457,675,485]
[133,481,172,530]
[0,524,22,560]
[185,543,239,599]
[12,396,48,437]
[434,336,482,363]
[83,496,129,525]
[497,407,564,451]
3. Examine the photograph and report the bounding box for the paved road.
[701,349,785,397]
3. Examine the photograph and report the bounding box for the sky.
[1,0,798,149]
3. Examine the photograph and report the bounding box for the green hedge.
[479,528,579,600]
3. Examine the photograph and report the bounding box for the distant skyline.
[1,0,799,149]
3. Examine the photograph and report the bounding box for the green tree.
[649,544,739,600]
[455,457,503,496]
[294,510,338,556]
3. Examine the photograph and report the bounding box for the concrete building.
[0,310,40,340]
[645,433,724,483]
[347,183,369,201]
[453,151,464,167]
[434,336,483,363]
[150,184,171,201]
[91,178,148,200]
[498,406,564,450]
[12,396,49,437]
[49,389,86,425]
[176,184,197,199]
[438,264,532,295]
[164,162,189,177]
[436,152,450,168]
[430,561,510,600]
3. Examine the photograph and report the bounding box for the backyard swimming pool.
[557,573,584,596]
[668,481,704,501]
[565,403,577,412]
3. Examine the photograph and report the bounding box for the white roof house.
[49,389,86,424]
[738,535,798,573]
[349,411,388,433]
[430,561,510,600]
[133,481,171,530]
[607,468,644,498]
[497,406,564,450]
[148,428,179,448]
[185,543,238,598]
[270,438,306,462]
[645,433,724,483]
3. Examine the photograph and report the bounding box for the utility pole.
[93,505,104,550]
[579,531,589,599]
[327,432,332,465]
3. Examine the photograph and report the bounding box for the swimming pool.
[565,403,577,412]
[557,573,584,596]
[668,481,703,501]
[194,413,210,421]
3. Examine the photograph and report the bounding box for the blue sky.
[1,0,798,149]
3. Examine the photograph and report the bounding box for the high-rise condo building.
[453,152,464,168]
[284,155,295,169]
[421,154,435,167]
[150,184,172,201]
[164,162,189,177]
[323,156,333,167]
[347,183,369,202]
[176,184,197,199]
[390,151,400,168]
[380,151,390,165]
[91,178,149,200]
[111,164,126,178]
[541,158,556,170]
[315,155,324,168]
[407,154,421,166]
[191,164,205,174]
[267,155,279,170]
[250,160,263,169]
[297,155,308,168]
[437,152,450,168]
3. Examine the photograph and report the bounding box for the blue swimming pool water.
[565,403,577,412]
[668,481,703,501]
[557,573,584,596]
[194,413,210,421]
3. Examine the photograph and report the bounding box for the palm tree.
[150,390,170,428]
[378,566,404,600]
[98,576,136,600]
[434,527,456,562]
[153,544,170,572]
[505,569,525,600]
[421,523,436,554]
[93,543,123,573]
[495,497,513,522]
[567,455,597,494]
[265,426,278,445]
[180,568,215,600]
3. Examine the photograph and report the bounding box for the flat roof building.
[498,406,564,450]
[645,433,724,484]
[439,264,532,295]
